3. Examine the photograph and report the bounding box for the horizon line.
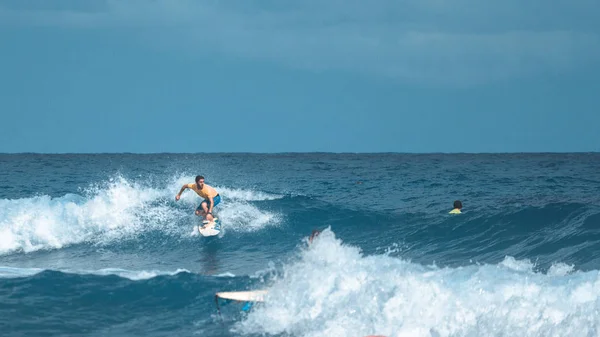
[0,151,598,155]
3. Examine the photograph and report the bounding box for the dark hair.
[309,229,321,244]
[195,175,205,183]
[453,200,462,209]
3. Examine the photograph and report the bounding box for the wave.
[234,228,600,337]
[0,265,192,281]
[382,201,600,270]
[216,187,284,201]
[0,175,282,256]
[0,176,172,255]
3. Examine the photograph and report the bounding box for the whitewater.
[1,153,599,337]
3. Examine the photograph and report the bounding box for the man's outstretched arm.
[175,184,189,200]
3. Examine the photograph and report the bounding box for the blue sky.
[1,0,599,153]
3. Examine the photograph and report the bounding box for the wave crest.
[236,229,600,337]
[0,175,282,255]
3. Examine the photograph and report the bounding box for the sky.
[1,0,599,153]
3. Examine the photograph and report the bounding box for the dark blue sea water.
[1,153,600,337]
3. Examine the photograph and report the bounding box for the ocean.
[1,153,599,337]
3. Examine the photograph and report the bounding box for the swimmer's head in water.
[453,200,462,209]
[309,229,321,244]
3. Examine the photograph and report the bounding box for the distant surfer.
[449,200,462,214]
[309,229,321,244]
[175,175,221,223]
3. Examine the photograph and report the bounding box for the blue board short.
[196,194,221,212]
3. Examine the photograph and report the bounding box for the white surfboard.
[216,290,268,302]
[199,218,221,237]
[215,290,268,314]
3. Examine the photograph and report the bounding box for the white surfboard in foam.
[199,218,221,237]
[215,290,268,302]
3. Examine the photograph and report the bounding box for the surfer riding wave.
[175,175,221,223]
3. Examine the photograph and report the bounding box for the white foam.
[217,203,280,232]
[0,266,43,278]
[548,262,576,277]
[0,175,281,255]
[234,229,600,337]
[0,176,180,255]
[75,267,190,280]
[498,255,536,273]
[0,265,190,281]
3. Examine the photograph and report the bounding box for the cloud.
[1,0,599,86]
